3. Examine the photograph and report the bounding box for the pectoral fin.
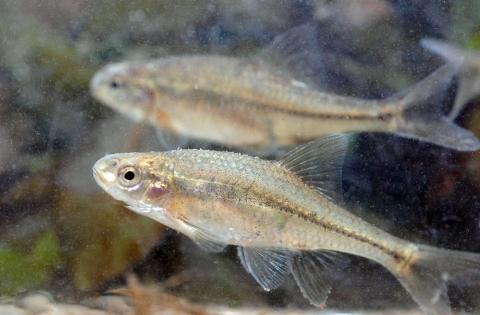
[178,218,227,253]
[291,250,350,307]
[238,247,293,291]
[154,126,190,150]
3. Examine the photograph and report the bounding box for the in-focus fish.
[90,25,480,151]
[93,134,480,315]
[422,38,480,120]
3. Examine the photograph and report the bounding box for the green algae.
[0,230,62,295]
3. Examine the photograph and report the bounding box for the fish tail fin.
[394,59,480,151]
[420,38,469,120]
[391,244,480,315]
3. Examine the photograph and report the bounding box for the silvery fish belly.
[93,134,480,315]
[90,25,480,151]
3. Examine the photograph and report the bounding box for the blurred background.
[2,0,480,313]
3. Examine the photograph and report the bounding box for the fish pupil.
[124,170,135,181]
[111,81,119,88]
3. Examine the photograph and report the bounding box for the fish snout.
[92,157,119,188]
[90,62,131,96]
[89,71,104,97]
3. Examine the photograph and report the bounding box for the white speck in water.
[441,272,450,281]
[291,80,307,88]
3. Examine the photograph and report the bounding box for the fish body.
[93,135,480,315]
[91,26,480,151]
[132,146,407,262]
[93,56,393,146]
[422,38,480,120]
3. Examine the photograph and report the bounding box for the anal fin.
[291,250,350,307]
[238,247,293,291]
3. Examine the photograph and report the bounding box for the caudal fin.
[394,59,480,151]
[392,245,480,315]
[421,38,474,120]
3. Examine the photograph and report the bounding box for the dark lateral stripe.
[177,170,404,261]
[266,106,393,121]
[274,200,404,261]
[159,85,394,122]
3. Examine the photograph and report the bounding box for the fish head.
[90,62,155,122]
[93,152,175,219]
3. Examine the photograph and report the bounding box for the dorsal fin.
[249,24,327,89]
[277,134,348,203]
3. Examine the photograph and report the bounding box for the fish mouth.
[92,166,103,186]
[89,71,103,96]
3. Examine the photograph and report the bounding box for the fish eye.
[118,166,141,187]
[110,77,124,89]
[124,170,135,180]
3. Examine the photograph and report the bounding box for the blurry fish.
[422,38,480,120]
[90,25,480,152]
[94,134,480,315]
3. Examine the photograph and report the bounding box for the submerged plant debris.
[0,274,424,315]
[2,0,480,314]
